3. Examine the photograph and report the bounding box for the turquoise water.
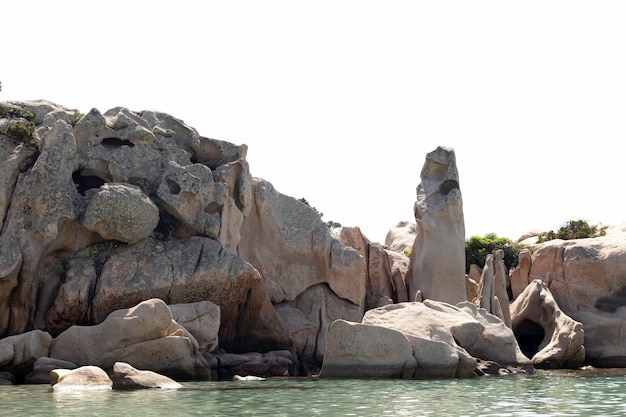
[3,369,626,416]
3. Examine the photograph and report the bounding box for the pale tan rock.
[493,249,512,328]
[49,298,210,380]
[466,265,481,303]
[510,248,532,299]
[319,319,417,379]
[510,279,585,369]
[408,146,466,304]
[340,227,409,310]
[237,179,365,365]
[360,301,480,378]
[384,221,416,253]
[169,301,220,353]
[477,254,494,313]
[274,283,361,366]
[238,179,365,307]
[457,302,534,373]
[111,362,183,389]
[51,366,112,391]
[508,230,626,366]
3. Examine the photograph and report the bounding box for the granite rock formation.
[509,225,626,367]
[0,100,365,379]
[408,146,466,304]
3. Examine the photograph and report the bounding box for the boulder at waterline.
[111,362,183,389]
[49,298,210,380]
[510,279,585,369]
[51,366,112,391]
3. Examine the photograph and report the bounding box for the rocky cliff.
[0,100,407,380]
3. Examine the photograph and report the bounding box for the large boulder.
[408,146,467,304]
[340,226,410,311]
[51,366,112,391]
[510,279,585,369]
[320,319,417,379]
[169,301,220,353]
[384,221,416,253]
[320,300,534,379]
[238,179,365,366]
[49,298,210,380]
[508,225,626,367]
[47,236,290,353]
[110,362,183,389]
[0,330,53,380]
[82,183,159,244]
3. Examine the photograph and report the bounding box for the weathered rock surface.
[321,300,533,379]
[408,146,466,304]
[207,350,297,379]
[320,319,417,379]
[456,302,533,372]
[0,330,53,380]
[0,100,372,375]
[238,180,366,367]
[508,225,626,367]
[111,361,183,389]
[510,279,585,369]
[51,366,112,391]
[384,221,416,253]
[82,183,159,244]
[25,357,78,384]
[340,227,409,310]
[169,301,220,353]
[49,298,210,380]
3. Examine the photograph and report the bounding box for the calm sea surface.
[3,369,626,416]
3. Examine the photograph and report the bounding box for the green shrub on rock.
[465,233,521,273]
[536,219,606,243]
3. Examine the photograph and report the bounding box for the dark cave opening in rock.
[514,319,545,359]
[101,137,135,148]
[72,170,106,196]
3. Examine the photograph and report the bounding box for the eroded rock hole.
[204,202,222,215]
[167,179,181,195]
[72,171,106,196]
[514,319,545,359]
[101,137,135,148]
[439,179,459,195]
[152,202,181,241]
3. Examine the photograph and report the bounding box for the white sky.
[3,1,625,243]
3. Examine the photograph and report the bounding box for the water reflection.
[2,370,626,416]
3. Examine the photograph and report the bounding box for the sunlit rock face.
[408,146,466,304]
[510,279,585,369]
[0,100,369,376]
[509,225,626,367]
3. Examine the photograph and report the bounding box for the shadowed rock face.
[408,146,466,304]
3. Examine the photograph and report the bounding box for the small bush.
[465,233,521,273]
[6,120,35,141]
[298,198,342,230]
[536,219,606,243]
